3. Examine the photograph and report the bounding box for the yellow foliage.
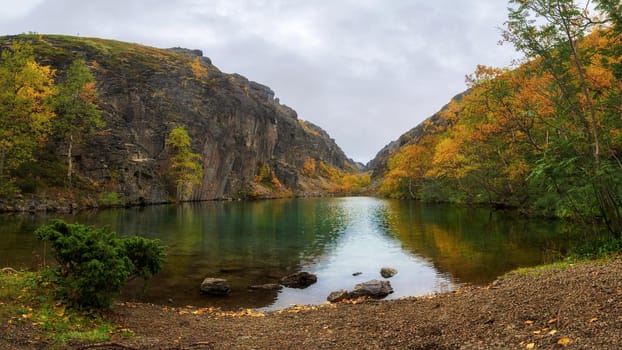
[302,158,317,177]
[190,57,208,79]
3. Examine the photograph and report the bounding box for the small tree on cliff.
[166,126,203,201]
[54,58,103,187]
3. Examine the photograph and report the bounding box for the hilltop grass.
[0,270,126,347]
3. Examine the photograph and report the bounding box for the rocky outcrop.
[1,35,358,208]
[280,272,318,289]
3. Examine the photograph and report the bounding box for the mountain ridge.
[0,34,363,211]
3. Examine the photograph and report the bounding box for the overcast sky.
[1,0,520,163]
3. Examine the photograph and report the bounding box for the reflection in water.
[381,200,589,284]
[0,197,595,310]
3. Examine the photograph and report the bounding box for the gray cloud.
[2,0,519,163]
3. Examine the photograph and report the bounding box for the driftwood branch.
[79,342,139,350]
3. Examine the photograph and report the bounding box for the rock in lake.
[348,279,393,299]
[380,267,398,278]
[280,272,317,288]
[200,278,231,295]
[327,289,349,303]
[248,283,283,291]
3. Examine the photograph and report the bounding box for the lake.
[0,196,589,311]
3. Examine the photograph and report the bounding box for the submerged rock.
[380,267,398,278]
[249,283,283,291]
[280,272,318,288]
[200,278,231,295]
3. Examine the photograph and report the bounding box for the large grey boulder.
[200,278,231,295]
[280,271,317,288]
[348,279,394,299]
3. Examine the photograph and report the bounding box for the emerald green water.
[0,197,591,310]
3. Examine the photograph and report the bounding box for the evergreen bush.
[35,220,165,309]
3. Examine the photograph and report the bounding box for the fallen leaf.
[524,320,534,326]
[192,308,208,315]
[589,317,598,323]
[56,306,65,317]
[547,318,557,324]
[557,337,571,345]
[526,343,535,349]
[548,329,558,335]
[533,330,541,335]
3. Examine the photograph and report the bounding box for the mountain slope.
[0,35,359,209]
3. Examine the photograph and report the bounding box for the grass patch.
[511,261,571,277]
[0,270,126,347]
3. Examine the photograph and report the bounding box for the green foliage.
[256,164,276,184]
[121,236,166,280]
[379,2,622,237]
[97,191,123,206]
[35,220,165,309]
[0,271,123,346]
[0,40,56,191]
[54,58,103,187]
[166,126,203,201]
[568,236,622,261]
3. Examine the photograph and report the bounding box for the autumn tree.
[504,0,622,234]
[0,41,56,191]
[54,58,103,187]
[166,126,203,201]
[381,143,434,199]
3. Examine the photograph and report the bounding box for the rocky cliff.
[1,35,358,208]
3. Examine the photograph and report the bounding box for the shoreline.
[3,257,621,349]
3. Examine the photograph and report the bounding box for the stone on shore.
[327,289,350,303]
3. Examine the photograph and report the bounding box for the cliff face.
[5,35,357,205]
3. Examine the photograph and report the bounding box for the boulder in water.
[280,272,317,288]
[380,267,398,278]
[200,278,231,295]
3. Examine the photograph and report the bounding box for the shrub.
[35,220,165,309]
[97,191,123,206]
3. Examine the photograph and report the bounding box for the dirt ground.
[4,258,622,349]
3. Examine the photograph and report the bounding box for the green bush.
[98,191,123,206]
[568,236,622,261]
[35,220,165,309]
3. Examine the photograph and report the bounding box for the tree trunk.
[0,148,5,189]
[0,148,5,178]
[67,135,73,188]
